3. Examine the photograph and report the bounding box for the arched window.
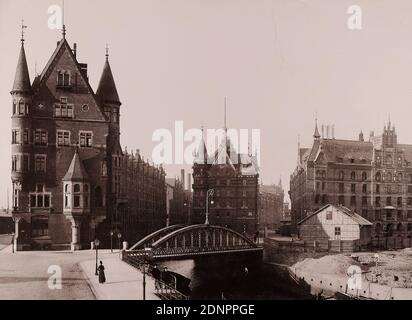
[350,172,356,181]
[397,197,403,207]
[386,197,392,206]
[386,154,393,165]
[65,184,70,193]
[95,187,103,207]
[73,184,81,193]
[409,174,412,183]
[338,171,344,180]
[408,197,412,206]
[375,172,381,181]
[398,173,403,182]
[387,172,392,182]
[362,172,367,181]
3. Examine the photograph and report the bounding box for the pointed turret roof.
[11,43,32,93]
[96,54,121,105]
[193,126,208,164]
[63,149,89,181]
[313,119,320,139]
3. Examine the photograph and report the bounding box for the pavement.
[0,246,159,300]
[0,250,94,299]
[0,234,13,251]
[80,250,160,300]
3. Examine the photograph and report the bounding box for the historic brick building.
[191,128,259,235]
[290,120,412,241]
[258,182,284,231]
[10,27,166,250]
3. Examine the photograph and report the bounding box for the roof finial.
[105,43,109,61]
[313,115,320,139]
[224,96,227,132]
[61,0,66,39]
[20,19,27,45]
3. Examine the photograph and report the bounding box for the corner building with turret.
[290,120,412,246]
[10,28,166,250]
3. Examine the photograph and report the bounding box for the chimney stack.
[181,169,185,190]
[326,125,330,139]
[187,173,192,192]
[321,125,324,138]
[332,125,335,139]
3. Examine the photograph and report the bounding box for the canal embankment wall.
[263,237,412,300]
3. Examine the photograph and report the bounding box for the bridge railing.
[121,250,189,300]
[152,244,262,256]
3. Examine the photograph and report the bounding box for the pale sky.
[1,0,412,207]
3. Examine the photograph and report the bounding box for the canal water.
[158,253,313,300]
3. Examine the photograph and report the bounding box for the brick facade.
[290,121,412,241]
[10,32,165,250]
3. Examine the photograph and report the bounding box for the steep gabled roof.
[63,150,89,181]
[31,37,108,122]
[11,43,32,93]
[297,204,372,226]
[300,139,373,165]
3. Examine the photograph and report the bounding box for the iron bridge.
[123,224,263,261]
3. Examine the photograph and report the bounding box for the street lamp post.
[142,263,146,300]
[110,231,114,253]
[205,189,214,225]
[117,232,122,252]
[94,238,100,276]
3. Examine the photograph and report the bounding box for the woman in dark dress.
[98,261,106,284]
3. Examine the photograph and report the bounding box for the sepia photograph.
[0,0,412,313]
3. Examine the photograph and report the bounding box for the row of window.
[314,195,412,207]
[317,182,412,194]
[196,179,251,187]
[12,154,46,173]
[194,200,251,208]
[12,129,93,147]
[375,154,403,166]
[317,170,412,183]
